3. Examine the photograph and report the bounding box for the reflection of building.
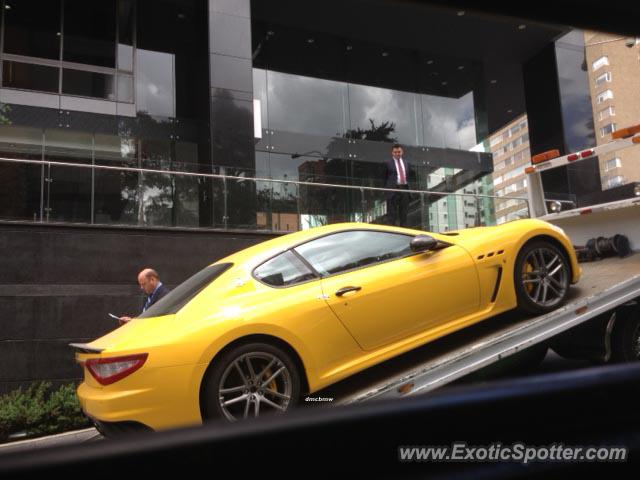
[489,115,531,224]
[584,32,640,190]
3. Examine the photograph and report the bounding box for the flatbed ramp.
[314,254,640,405]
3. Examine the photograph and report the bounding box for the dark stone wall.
[0,223,278,395]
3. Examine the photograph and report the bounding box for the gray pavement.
[0,428,102,455]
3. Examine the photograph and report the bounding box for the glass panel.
[174,141,198,171]
[140,136,171,169]
[0,161,42,221]
[253,251,316,287]
[63,0,116,68]
[298,183,361,228]
[173,174,199,227]
[94,168,139,225]
[225,176,258,229]
[47,164,92,223]
[117,74,134,103]
[295,230,412,276]
[136,49,175,117]
[266,70,347,138]
[62,69,116,100]
[361,188,388,225]
[93,132,138,225]
[3,0,61,60]
[117,0,134,71]
[422,91,476,150]
[94,131,136,166]
[2,61,59,93]
[140,172,173,226]
[0,125,43,160]
[348,83,421,146]
[555,31,596,153]
[44,129,92,164]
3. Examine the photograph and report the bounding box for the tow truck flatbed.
[313,254,640,405]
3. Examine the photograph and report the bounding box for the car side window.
[254,250,317,287]
[294,230,413,276]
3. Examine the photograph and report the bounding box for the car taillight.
[85,354,148,386]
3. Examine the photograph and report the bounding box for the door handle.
[335,286,362,297]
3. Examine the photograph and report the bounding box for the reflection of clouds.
[266,70,346,136]
[136,49,176,118]
[423,91,476,150]
[257,68,476,150]
[555,34,595,150]
[349,85,419,145]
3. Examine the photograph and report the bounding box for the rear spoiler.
[69,343,104,354]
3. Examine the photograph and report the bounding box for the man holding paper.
[118,268,170,325]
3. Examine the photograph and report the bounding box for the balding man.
[119,268,170,325]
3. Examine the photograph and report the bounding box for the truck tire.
[611,315,640,363]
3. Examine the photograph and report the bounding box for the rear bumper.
[88,416,154,437]
[77,362,208,431]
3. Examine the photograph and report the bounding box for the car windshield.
[137,263,233,318]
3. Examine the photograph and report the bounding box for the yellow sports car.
[72,220,580,435]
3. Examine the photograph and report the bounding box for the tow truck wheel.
[514,240,570,315]
[611,316,640,363]
[201,342,301,422]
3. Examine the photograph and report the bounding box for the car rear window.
[137,263,233,318]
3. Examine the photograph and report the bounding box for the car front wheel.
[514,240,570,315]
[202,342,301,422]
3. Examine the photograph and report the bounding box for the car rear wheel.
[514,240,570,315]
[202,342,301,422]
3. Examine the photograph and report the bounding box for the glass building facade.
[4,0,574,234]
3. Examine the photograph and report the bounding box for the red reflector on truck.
[580,208,593,215]
[580,150,594,158]
[567,154,579,161]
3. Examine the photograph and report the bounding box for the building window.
[598,106,615,121]
[596,90,614,104]
[490,135,503,147]
[605,158,621,171]
[606,175,624,188]
[600,123,616,137]
[595,71,612,87]
[495,160,505,171]
[592,56,609,71]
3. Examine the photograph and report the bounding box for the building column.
[208,0,256,226]
[523,30,600,207]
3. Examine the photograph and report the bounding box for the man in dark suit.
[384,143,411,227]
[119,268,170,325]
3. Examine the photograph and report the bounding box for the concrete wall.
[0,223,278,395]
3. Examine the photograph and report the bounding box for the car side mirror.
[410,235,438,253]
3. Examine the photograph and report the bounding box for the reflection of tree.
[307,119,397,224]
[0,103,11,125]
[210,89,258,228]
[344,119,397,143]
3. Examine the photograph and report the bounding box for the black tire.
[201,342,301,422]
[514,240,571,315]
[611,315,640,363]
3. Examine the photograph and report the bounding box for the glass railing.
[0,156,529,233]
